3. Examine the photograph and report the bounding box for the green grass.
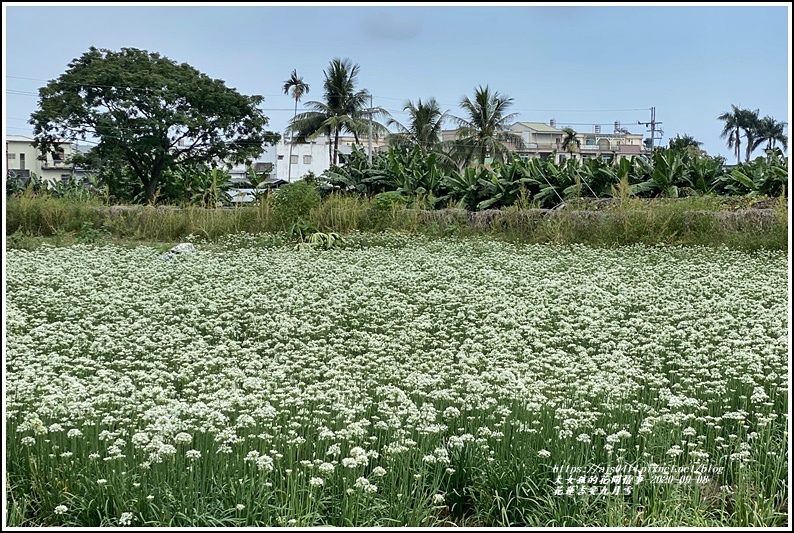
[5,192,789,252]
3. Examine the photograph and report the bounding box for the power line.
[7,75,651,116]
[637,107,663,151]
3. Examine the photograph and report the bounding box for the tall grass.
[5,192,788,251]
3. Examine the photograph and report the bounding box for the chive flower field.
[5,235,789,526]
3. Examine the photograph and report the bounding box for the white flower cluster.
[4,239,787,516]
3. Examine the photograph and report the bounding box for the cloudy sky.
[3,3,791,159]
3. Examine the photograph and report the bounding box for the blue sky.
[3,3,791,160]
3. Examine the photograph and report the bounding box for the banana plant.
[679,155,723,196]
[717,152,788,197]
[295,231,345,251]
[530,158,576,207]
[444,165,494,210]
[633,150,684,198]
[477,157,539,210]
[624,156,654,194]
[323,146,389,195]
[194,167,234,207]
[580,158,620,198]
[382,146,450,208]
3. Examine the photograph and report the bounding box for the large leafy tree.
[29,47,279,204]
[288,57,389,166]
[751,115,788,153]
[718,104,745,165]
[282,69,310,182]
[387,98,448,151]
[451,85,524,167]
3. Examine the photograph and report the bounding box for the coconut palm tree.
[751,115,788,153]
[560,127,580,161]
[387,98,448,151]
[718,105,745,165]
[282,70,310,182]
[451,85,524,167]
[288,58,389,166]
[739,107,760,162]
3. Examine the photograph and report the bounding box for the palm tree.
[560,128,580,161]
[451,85,524,167]
[288,58,389,166]
[718,105,744,165]
[387,98,448,151]
[739,107,760,162]
[751,115,788,153]
[282,70,310,182]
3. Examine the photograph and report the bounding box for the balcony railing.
[519,143,559,151]
[41,159,71,170]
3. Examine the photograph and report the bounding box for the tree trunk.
[735,130,741,165]
[145,156,166,204]
[333,128,340,165]
[144,178,159,205]
[288,98,297,182]
[328,133,333,166]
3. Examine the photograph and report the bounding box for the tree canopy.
[561,128,580,157]
[717,105,787,164]
[288,58,389,166]
[387,98,448,151]
[29,46,280,203]
[451,85,524,167]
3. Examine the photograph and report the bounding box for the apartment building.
[5,135,83,183]
[273,134,389,181]
[509,120,645,164]
[442,120,647,165]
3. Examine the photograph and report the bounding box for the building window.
[303,155,312,164]
[277,155,284,160]
[8,153,16,159]
[19,153,26,170]
[290,155,298,165]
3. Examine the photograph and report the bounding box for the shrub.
[374,191,410,210]
[269,181,322,226]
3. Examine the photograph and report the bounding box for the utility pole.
[638,107,663,154]
[367,94,373,165]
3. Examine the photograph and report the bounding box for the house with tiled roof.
[508,120,646,164]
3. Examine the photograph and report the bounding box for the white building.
[5,132,389,193]
[274,134,389,182]
[5,135,82,184]
[275,138,333,182]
